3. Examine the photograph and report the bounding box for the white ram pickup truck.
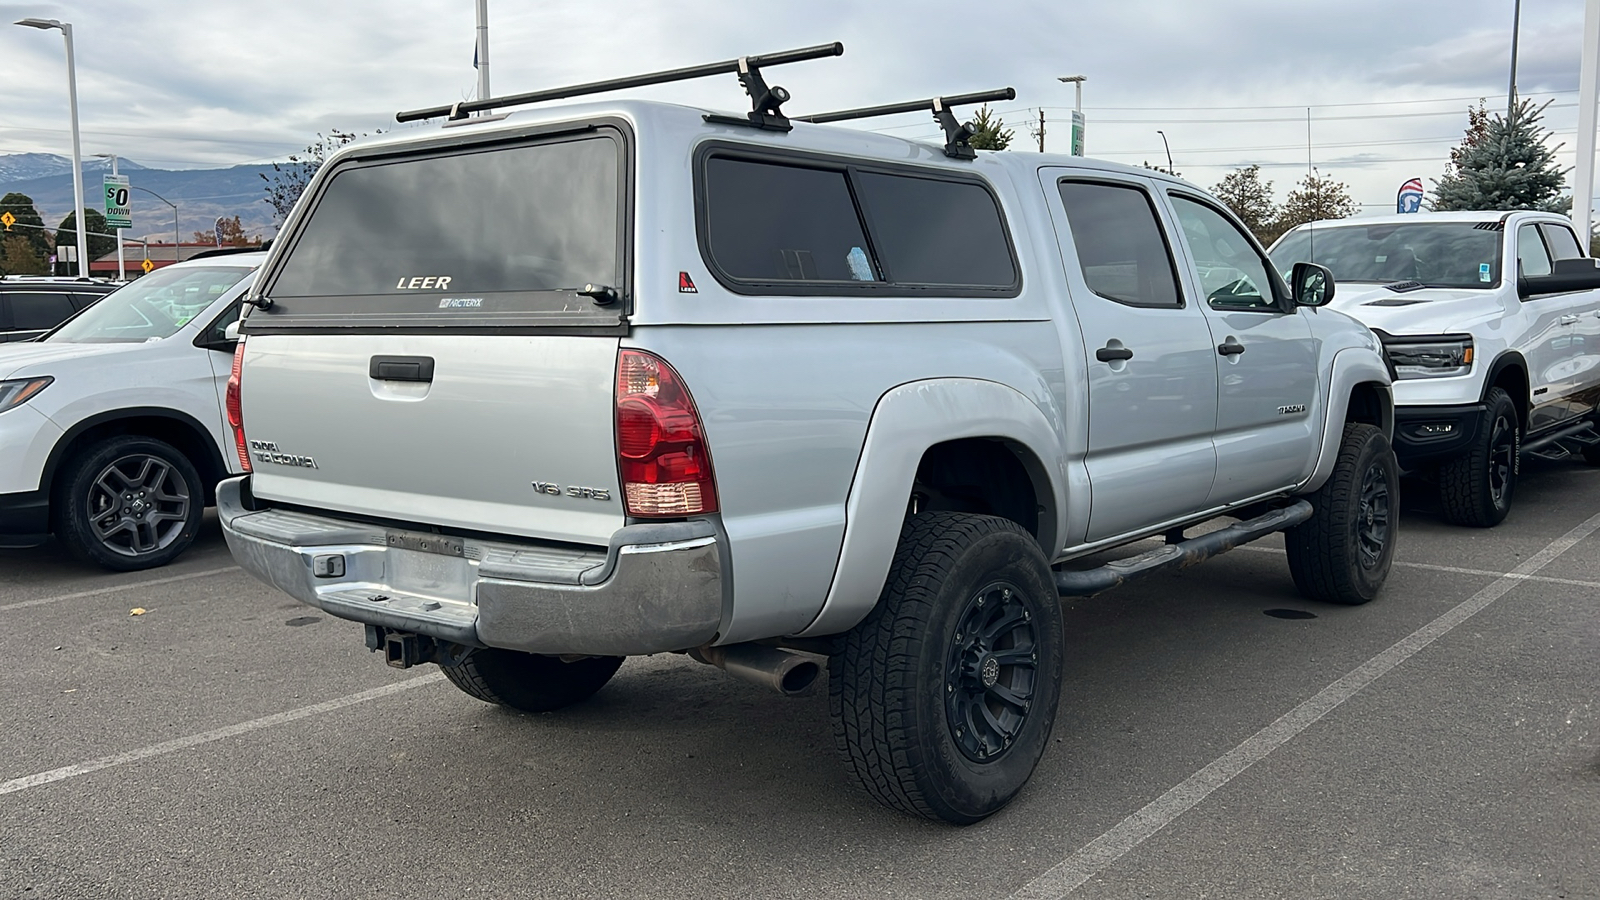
[1272,211,1600,526]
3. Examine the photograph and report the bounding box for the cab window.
[1057,180,1182,309]
[1517,224,1552,277]
[1170,195,1279,311]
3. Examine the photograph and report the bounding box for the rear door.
[1164,191,1318,503]
[1536,221,1600,419]
[240,124,632,545]
[1042,170,1219,541]
[1515,223,1584,429]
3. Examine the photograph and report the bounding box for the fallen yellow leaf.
[129,608,146,616]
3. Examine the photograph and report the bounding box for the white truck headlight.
[0,377,54,414]
[1384,337,1473,379]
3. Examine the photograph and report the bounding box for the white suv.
[0,251,263,569]
[1271,212,1600,526]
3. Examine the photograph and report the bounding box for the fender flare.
[41,407,229,501]
[1300,349,1394,494]
[1480,350,1529,412]
[793,378,1066,638]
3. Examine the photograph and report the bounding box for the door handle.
[369,355,436,382]
[1217,338,1246,356]
[1560,314,1581,325]
[1095,344,1134,363]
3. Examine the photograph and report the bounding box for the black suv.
[0,277,118,342]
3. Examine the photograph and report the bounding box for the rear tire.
[1438,387,1518,527]
[442,649,623,713]
[55,436,205,572]
[831,511,1064,825]
[1285,422,1398,605]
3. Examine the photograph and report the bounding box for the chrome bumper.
[217,476,725,656]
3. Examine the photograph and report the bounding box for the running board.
[1523,420,1598,460]
[1055,501,1314,598]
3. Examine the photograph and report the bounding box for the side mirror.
[1518,257,1600,299]
[224,320,241,342]
[1291,261,1335,307]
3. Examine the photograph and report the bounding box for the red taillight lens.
[615,350,717,516]
[226,341,251,472]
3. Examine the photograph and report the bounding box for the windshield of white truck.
[262,131,623,327]
[46,265,250,343]
[1270,222,1503,289]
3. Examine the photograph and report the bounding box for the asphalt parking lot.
[3,458,1597,900]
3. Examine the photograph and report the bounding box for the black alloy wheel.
[1355,460,1391,571]
[1439,386,1519,527]
[945,581,1040,763]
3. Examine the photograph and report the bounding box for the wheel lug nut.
[947,684,953,693]
[1002,589,1011,599]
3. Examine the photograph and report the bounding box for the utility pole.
[475,0,491,102]
[1574,0,1600,246]
[1508,0,1523,123]
[1037,109,1046,153]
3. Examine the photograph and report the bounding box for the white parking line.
[1236,544,1600,589]
[0,672,445,796]
[0,565,239,613]
[1010,511,1600,900]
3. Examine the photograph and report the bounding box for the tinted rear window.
[701,154,1017,294]
[704,158,877,283]
[262,131,625,328]
[1057,181,1182,309]
[854,172,1015,286]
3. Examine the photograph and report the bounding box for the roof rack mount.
[796,88,1016,160]
[396,42,845,128]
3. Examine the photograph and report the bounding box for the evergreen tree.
[0,192,52,268]
[968,106,1013,151]
[1272,170,1358,235]
[1210,165,1279,244]
[55,209,117,276]
[1433,99,1569,212]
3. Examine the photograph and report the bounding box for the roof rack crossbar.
[795,88,1016,160]
[396,42,844,125]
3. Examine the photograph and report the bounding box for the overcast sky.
[1,0,1594,215]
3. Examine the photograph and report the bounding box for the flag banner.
[1397,178,1424,214]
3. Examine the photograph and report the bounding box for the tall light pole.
[130,185,179,265]
[92,153,125,280]
[1575,0,1600,246]
[1157,130,1174,174]
[15,17,88,278]
[1508,0,1523,123]
[1058,75,1086,156]
[475,0,491,102]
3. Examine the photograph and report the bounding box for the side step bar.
[1523,420,1598,460]
[1055,501,1314,598]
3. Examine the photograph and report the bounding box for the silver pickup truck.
[220,50,1398,824]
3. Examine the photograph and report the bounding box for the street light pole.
[1508,0,1523,123]
[1157,130,1174,174]
[129,185,179,265]
[15,17,88,278]
[93,153,125,280]
[475,0,491,102]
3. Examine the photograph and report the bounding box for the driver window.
[1170,196,1279,311]
[1517,224,1552,277]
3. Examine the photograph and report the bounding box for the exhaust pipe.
[690,643,822,696]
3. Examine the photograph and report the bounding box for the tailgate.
[241,334,624,545]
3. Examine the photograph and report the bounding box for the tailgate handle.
[369,355,435,383]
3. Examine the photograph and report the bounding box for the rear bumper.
[0,489,49,549]
[1393,403,1484,466]
[217,476,725,656]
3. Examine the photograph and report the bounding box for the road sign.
[0,211,14,230]
[1070,110,1085,157]
[103,175,132,230]
[141,257,154,274]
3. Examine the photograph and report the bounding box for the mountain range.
[0,153,279,243]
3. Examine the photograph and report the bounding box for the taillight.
[615,350,717,516]
[227,341,251,472]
